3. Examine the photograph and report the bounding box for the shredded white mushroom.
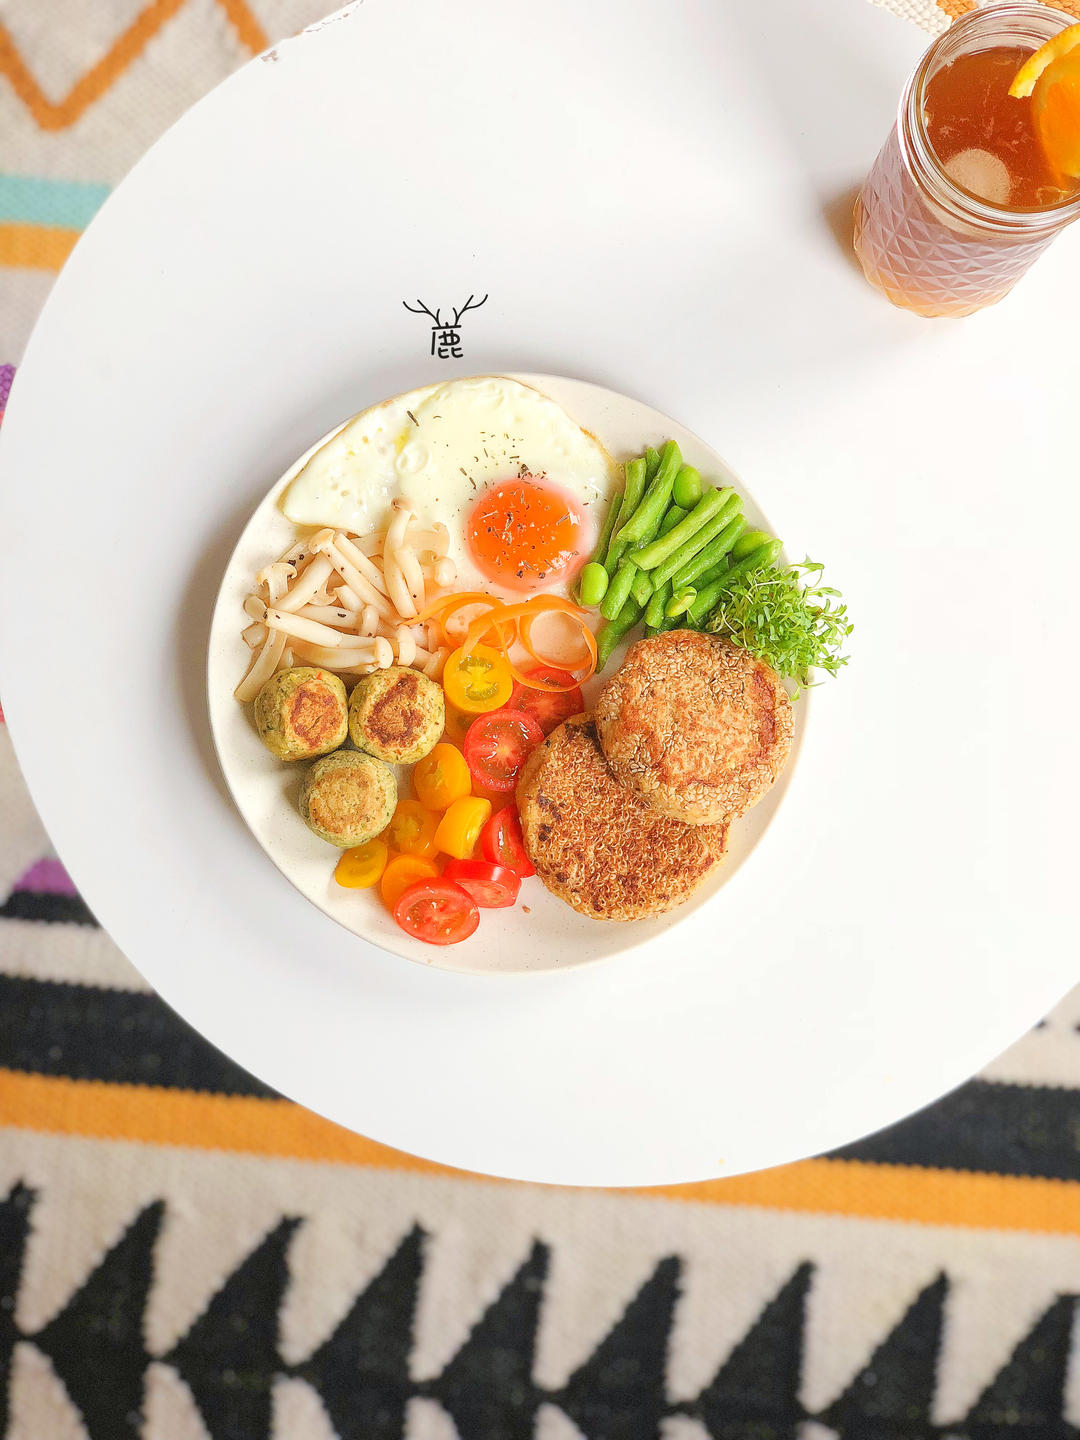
[264,608,347,647]
[422,646,448,679]
[333,533,390,598]
[273,553,334,614]
[257,562,295,604]
[382,551,416,619]
[235,629,287,701]
[395,625,416,667]
[238,521,457,699]
[291,639,378,669]
[296,604,360,626]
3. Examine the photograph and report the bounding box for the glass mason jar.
[854,4,1080,318]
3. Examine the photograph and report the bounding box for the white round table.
[1,0,1076,1185]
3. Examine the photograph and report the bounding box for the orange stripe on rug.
[4,1069,1080,1234]
[217,0,269,53]
[0,221,79,271]
[0,0,268,133]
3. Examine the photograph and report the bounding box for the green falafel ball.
[298,750,396,848]
[348,665,444,764]
[255,667,348,761]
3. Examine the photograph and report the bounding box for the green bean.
[587,491,622,569]
[577,561,609,608]
[650,492,743,587]
[623,456,647,512]
[634,486,731,572]
[647,497,741,590]
[604,457,648,575]
[665,588,696,619]
[672,465,702,510]
[670,514,747,591]
[658,504,688,537]
[615,441,681,546]
[644,446,661,481]
[596,597,643,669]
[694,555,730,589]
[631,566,654,607]
[714,538,783,590]
[687,577,729,625]
[644,578,673,630]
[600,556,639,621]
[731,528,771,561]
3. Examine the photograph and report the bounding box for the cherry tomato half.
[380,854,440,911]
[509,666,585,735]
[412,742,471,811]
[433,796,492,860]
[480,805,535,878]
[386,798,440,858]
[463,708,544,793]
[444,858,521,909]
[442,704,474,747]
[442,644,514,714]
[334,839,389,889]
[393,878,480,945]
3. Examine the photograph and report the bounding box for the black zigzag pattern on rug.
[1,1184,1077,1440]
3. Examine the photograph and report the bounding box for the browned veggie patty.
[254,667,348,761]
[516,714,728,921]
[348,666,444,764]
[595,631,792,825]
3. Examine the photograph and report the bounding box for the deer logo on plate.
[403,294,488,358]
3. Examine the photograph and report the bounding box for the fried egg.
[281,376,617,597]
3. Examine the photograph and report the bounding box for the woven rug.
[3,4,1080,1438]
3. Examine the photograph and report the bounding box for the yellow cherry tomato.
[387,798,440,858]
[434,796,492,860]
[443,703,473,747]
[380,853,440,911]
[334,839,389,889]
[413,742,472,811]
[442,644,513,714]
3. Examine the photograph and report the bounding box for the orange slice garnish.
[1010,22,1080,179]
[1009,22,1080,98]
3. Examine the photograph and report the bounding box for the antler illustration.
[403,298,442,326]
[451,294,488,326]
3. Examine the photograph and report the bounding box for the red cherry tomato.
[393,879,480,946]
[509,666,584,736]
[444,858,521,909]
[463,708,544,793]
[480,805,535,877]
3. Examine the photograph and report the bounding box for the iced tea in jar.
[854,4,1080,318]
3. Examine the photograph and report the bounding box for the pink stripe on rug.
[14,857,78,897]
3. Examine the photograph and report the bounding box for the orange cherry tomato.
[412,742,472,811]
[386,798,440,858]
[334,839,389,889]
[433,796,492,860]
[380,854,440,911]
[442,644,514,714]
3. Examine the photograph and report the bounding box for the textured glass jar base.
[853,127,1058,318]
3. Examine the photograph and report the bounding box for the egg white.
[281,376,617,596]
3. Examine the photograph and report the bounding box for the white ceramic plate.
[208,374,803,974]
[2,0,1078,1185]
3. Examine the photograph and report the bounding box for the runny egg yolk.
[465,477,589,593]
